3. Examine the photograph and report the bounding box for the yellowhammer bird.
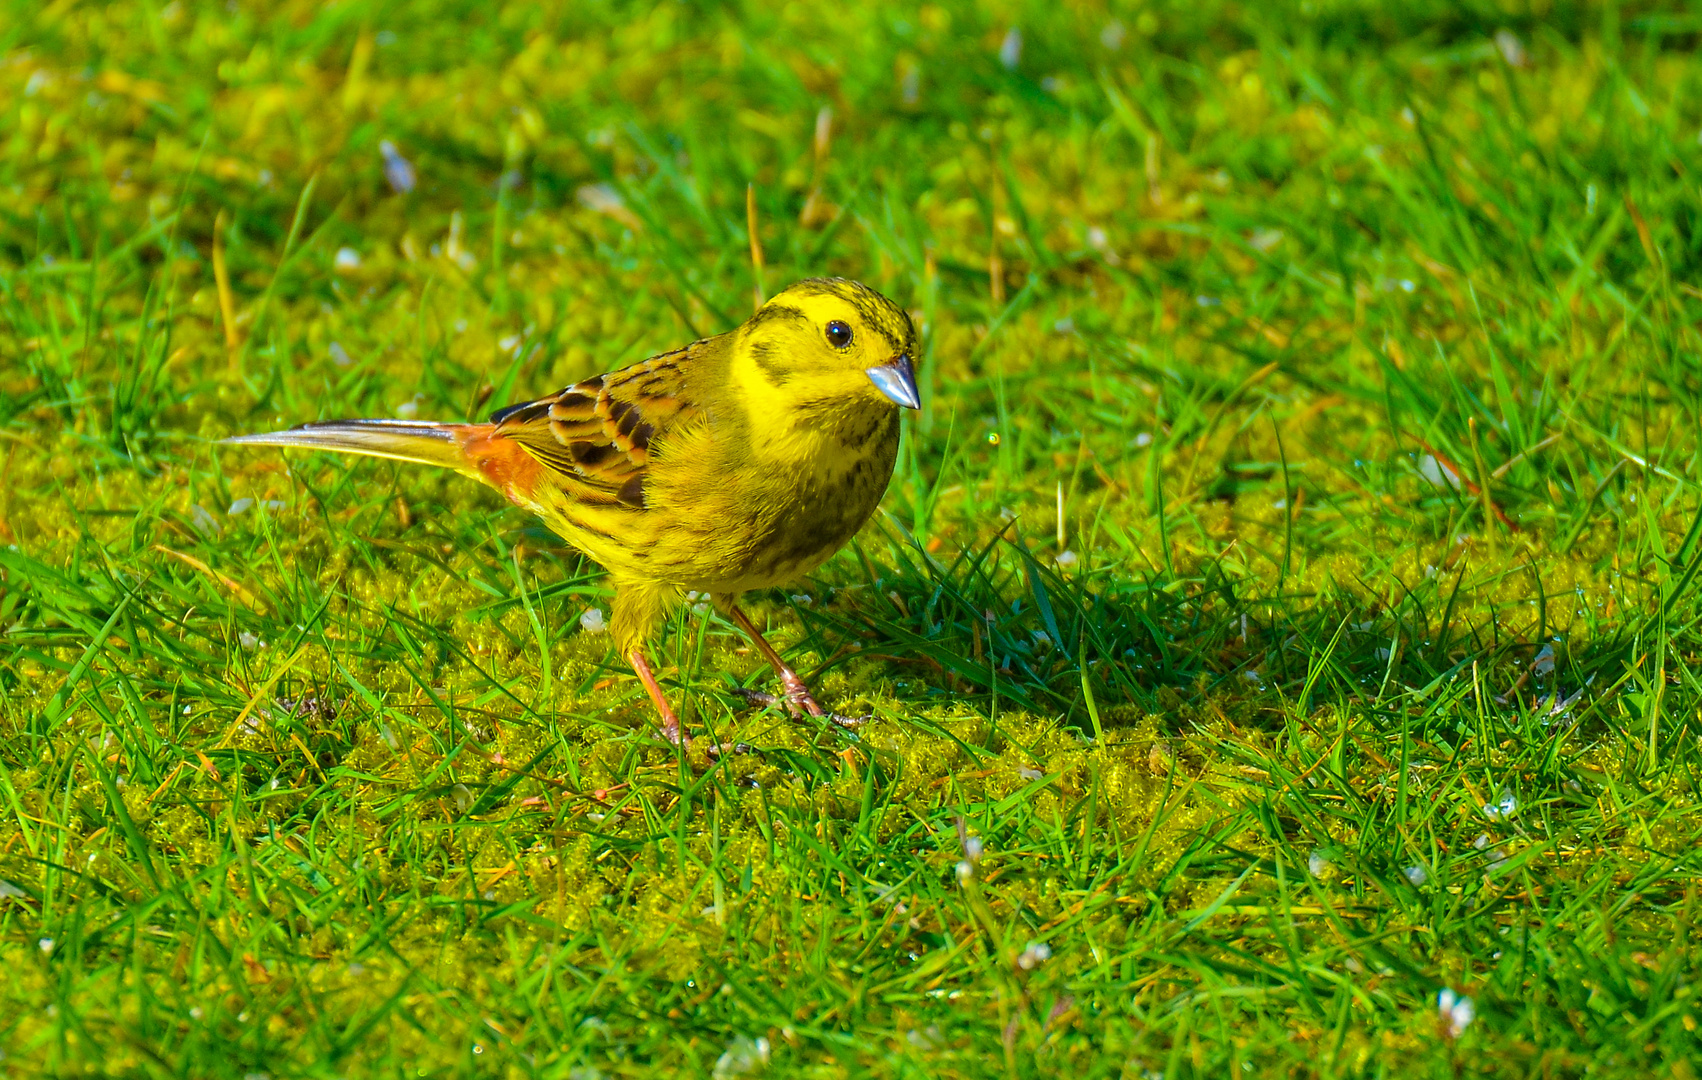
[224,277,920,744]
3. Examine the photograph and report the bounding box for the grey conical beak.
[866,354,920,409]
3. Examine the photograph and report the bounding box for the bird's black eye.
[825,320,854,349]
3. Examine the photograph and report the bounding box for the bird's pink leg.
[628,648,686,745]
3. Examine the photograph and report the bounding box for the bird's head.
[732,278,920,419]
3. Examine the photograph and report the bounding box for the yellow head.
[733,278,920,419]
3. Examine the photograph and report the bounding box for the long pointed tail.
[222,419,485,477]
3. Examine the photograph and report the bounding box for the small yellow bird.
[225,278,920,744]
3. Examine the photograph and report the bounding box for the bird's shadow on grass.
[783,517,1679,764]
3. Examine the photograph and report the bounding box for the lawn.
[3,0,1702,1075]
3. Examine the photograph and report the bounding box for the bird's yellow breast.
[632,404,900,593]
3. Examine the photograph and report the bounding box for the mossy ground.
[3,1,1702,1076]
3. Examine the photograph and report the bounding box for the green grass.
[3,0,1702,1075]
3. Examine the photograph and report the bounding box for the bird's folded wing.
[486,348,696,510]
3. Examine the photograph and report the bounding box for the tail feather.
[222,419,482,476]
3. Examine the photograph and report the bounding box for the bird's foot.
[724,602,866,728]
[732,683,866,729]
[779,669,825,717]
[782,673,869,728]
[658,721,689,748]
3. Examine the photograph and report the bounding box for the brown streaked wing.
[488,348,698,509]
